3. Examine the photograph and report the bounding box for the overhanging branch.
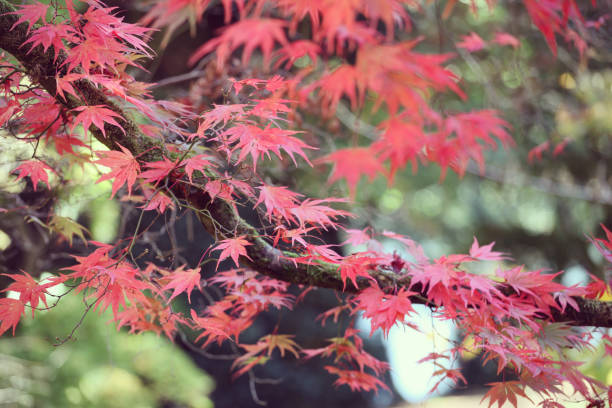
[1,0,611,328]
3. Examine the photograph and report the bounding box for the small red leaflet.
[71,105,125,138]
[184,154,216,183]
[22,24,76,61]
[457,32,486,52]
[213,236,252,268]
[481,381,533,408]
[1,270,58,317]
[140,157,179,184]
[255,184,302,221]
[324,366,389,393]
[9,3,49,33]
[12,160,53,191]
[142,191,175,214]
[0,298,24,336]
[469,238,508,261]
[189,18,288,68]
[493,32,520,48]
[321,147,386,197]
[95,144,140,197]
[161,266,203,303]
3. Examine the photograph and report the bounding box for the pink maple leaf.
[457,32,486,52]
[71,105,125,138]
[493,32,520,48]
[469,238,508,261]
[189,18,288,68]
[22,24,76,61]
[9,3,49,33]
[95,144,140,197]
[12,160,53,191]
[255,184,301,221]
[213,236,253,268]
[1,270,59,317]
[142,191,174,214]
[0,298,24,336]
[140,157,179,184]
[183,154,216,183]
[162,266,203,303]
[321,148,386,197]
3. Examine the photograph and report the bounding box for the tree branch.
[1,0,611,329]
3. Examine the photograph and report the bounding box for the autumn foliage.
[0,0,611,406]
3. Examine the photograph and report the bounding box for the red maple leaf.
[1,271,58,317]
[213,236,253,268]
[255,184,301,221]
[55,73,82,101]
[22,23,76,61]
[52,132,87,155]
[528,141,550,163]
[204,180,234,202]
[355,286,415,336]
[142,191,175,214]
[497,266,565,300]
[436,110,513,177]
[189,18,288,68]
[200,104,247,130]
[95,144,141,197]
[161,266,203,303]
[372,118,427,181]
[71,105,125,138]
[232,334,300,378]
[337,254,378,290]
[140,157,179,184]
[430,367,467,393]
[522,0,583,56]
[289,198,350,230]
[274,40,320,69]
[417,352,450,364]
[457,32,486,52]
[224,124,313,171]
[12,160,53,191]
[85,6,153,56]
[595,224,612,253]
[493,32,520,48]
[9,3,49,33]
[481,381,533,408]
[191,304,253,347]
[321,148,386,197]
[552,138,570,157]
[342,228,372,247]
[0,298,24,336]
[183,154,216,183]
[62,4,152,73]
[354,41,466,114]
[584,274,608,299]
[314,65,362,112]
[469,238,508,261]
[324,366,389,393]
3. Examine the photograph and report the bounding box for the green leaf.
[48,215,88,246]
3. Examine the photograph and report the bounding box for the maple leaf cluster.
[0,0,610,407]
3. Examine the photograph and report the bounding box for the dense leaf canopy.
[0,0,611,406]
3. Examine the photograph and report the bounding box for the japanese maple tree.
[0,0,611,406]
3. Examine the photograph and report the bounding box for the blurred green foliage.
[0,131,212,407]
[0,280,214,408]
